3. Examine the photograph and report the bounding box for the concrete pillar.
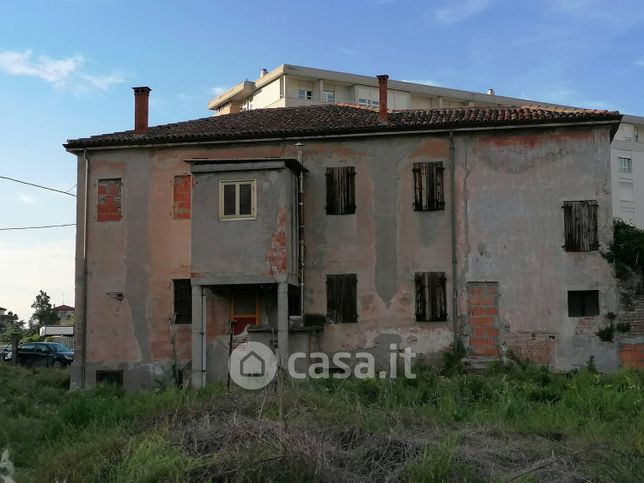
[277,282,289,368]
[191,284,206,388]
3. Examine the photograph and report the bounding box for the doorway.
[230,290,259,335]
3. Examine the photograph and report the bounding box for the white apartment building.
[209,64,644,227]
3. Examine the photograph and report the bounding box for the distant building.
[209,64,644,226]
[53,305,75,325]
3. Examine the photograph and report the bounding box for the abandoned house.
[65,76,634,390]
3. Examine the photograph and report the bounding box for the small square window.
[323,89,335,103]
[568,290,599,317]
[219,180,256,220]
[96,370,123,387]
[619,157,632,173]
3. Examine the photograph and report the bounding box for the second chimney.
[133,86,151,135]
[376,74,389,124]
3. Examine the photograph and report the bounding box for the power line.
[0,175,77,197]
[0,223,76,231]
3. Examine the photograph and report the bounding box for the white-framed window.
[358,98,378,107]
[323,89,335,103]
[219,180,256,221]
[242,97,253,111]
[298,89,312,100]
[619,156,632,173]
[620,181,634,202]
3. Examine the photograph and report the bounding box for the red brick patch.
[173,175,191,219]
[619,343,644,369]
[97,179,122,222]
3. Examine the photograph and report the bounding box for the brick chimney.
[376,75,389,124]
[133,86,151,135]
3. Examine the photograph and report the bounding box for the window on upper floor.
[173,279,192,324]
[413,162,445,211]
[323,89,335,103]
[563,200,598,252]
[97,178,122,222]
[568,290,599,317]
[326,274,357,323]
[242,97,253,111]
[620,181,634,202]
[619,157,632,173]
[415,272,447,322]
[173,175,191,219]
[298,89,312,100]
[326,167,356,215]
[219,180,256,221]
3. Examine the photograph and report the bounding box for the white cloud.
[210,85,229,97]
[0,49,124,92]
[0,50,82,83]
[18,194,35,204]
[82,72,124,91]
[433,0,492,24]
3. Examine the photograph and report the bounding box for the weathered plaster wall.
[299,136,455,364]
[72,124,619,388]
[456,126,618,370]
[191,164,298,285]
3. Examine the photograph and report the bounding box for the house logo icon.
[228,341,278,390]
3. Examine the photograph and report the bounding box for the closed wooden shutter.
[415,272,447,322]
[326,274,358,323]
[563,201,598,252]
[413,162,444,211]
[326,167,356,215]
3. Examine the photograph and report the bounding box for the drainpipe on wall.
[449,130,460,344]
[80,149,90,388]
[295,142,305,317]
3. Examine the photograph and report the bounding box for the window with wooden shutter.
[563,201,598,252]
[326,167,356,215]
[326,274,358,323]
[173,279,192,324]
[567,290,599,317]
[413,162,445,211]
[415,272,447,322]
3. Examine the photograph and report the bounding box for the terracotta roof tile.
[65,104,621,149]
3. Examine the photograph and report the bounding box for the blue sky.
[0,0,643,320]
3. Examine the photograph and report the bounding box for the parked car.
[15,342,74,368]
[1,344,11,361]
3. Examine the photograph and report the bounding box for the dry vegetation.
[0,360,643,482]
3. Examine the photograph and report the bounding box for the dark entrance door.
[230,290,258,335]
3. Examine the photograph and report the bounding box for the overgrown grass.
[1,362,642,482]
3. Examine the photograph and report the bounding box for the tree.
[0,310,23,338]
[29,290,58,333]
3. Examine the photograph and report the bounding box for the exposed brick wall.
[508,332,556,364]
[97,179,122,222]
[264,208,288,276]
[173,175,191,219]
[619,343,644,369]
[467,282,500,357]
